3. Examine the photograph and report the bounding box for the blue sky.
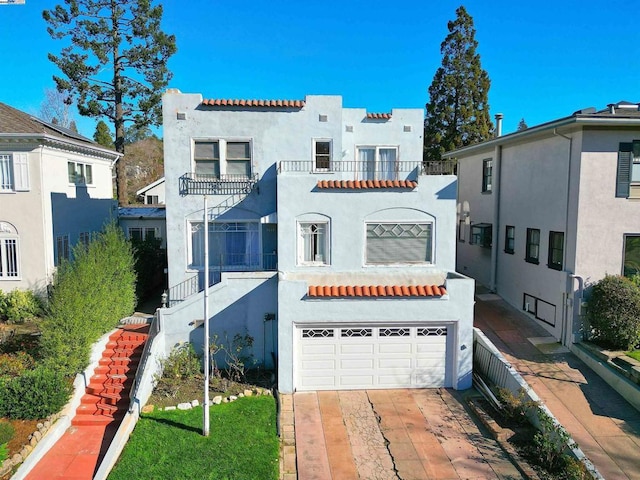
[1,1,638,139]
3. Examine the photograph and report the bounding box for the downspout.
[490,114,503,292]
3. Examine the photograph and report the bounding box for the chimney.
[495,113,503,137]
[608,104,616,114]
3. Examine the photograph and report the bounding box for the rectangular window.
[482,158,492,193]
[458,220,465,242]
[194,141,220,178]
[548,231,564,270]
[226,141,251,177]
[146,195,159,204]
[470,223,492,248]
[0,153,29,192]
[79,232,91,247]
[366,223,432,264]
[190,222,259,269]
[56,235,69,266]
[67,161,93,185]
[314,140,331,171]
[504,225,515,254]
[298,222,328,265]
[0,238,19,278]
[0,154,14,191]
[623,235,640,277]
[357,146,398,181]
[525,228,540,264]
[128,227,158,242]
[616,141,640,198]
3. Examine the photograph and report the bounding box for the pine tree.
[424,6,493,162]
[43,1,176,205]
[94,121,115,149]
[517,118,528,131]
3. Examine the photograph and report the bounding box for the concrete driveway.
[292,388,523,480]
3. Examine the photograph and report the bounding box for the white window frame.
[313,139,332,172]
[0,226,20,280]
[0,153,29,192]
[356,145,399,181]
[128,227,159,242]
[365,222,433,265]
[193,139,253,179]
[188,220,260,270]
[67,161,93,185]
[297,221,330,266]
[146,195,159,204]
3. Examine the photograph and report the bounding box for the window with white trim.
[313,140,332,171]
[0,223,19,279]
[482,158,492,193]
[357,146,398,181]
[194,141,220,178]
[194,140,252,179]
[298,222,329,265]
[366,223,432,264]
[145,195,159,204]
[226,141,251,177]
[190,221,259,269]
[67,161,93,185]
[128,227,158,242]
[56,234,70,266]
[0,153,29,192]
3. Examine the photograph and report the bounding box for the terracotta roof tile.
[201,98,305,108]
[366,112,392,120]
[316,180,417,190]
[307,284,447,298]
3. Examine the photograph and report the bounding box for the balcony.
[179,173,259,196]
[278,160,456,178]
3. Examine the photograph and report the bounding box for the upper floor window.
[504,225,515,254]
[357,146,398,181]
[482,158,492,193]
[525,228,540,264]
[0,222,19,279]
[145,195,159,204]
[616,141,640,198]
[68,161,93,185]
[226,142,251,177]
[548,231,564,270]
[0,153,29,192]
[194,141,220,178]
[624,234,640,277]
[470,223,492,248]
[298,222,329,265]
[366,223,432,264]
[314,140,332,171]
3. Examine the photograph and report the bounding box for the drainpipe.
[490,114,503,292]
[567,274,585,344]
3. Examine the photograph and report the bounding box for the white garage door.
[296,325,448,391]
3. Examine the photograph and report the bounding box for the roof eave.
[0,132,121,162]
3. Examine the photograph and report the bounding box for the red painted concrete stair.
[72,324,149,427]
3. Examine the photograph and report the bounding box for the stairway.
[72,323,150,426]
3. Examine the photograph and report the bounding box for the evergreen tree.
[424,6,493,162]
[43,1,176,205]
[94,120,115,149]
[517,118,528,131]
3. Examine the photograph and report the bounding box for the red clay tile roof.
[307,285,447,298]
[201,99,305,108]
[316,179,417,189]
[366,112,392,119]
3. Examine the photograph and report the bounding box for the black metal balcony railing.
[179,173,259,196]
[422,160,457,175]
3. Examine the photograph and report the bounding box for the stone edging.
[0,412,62,478]
[143,388,273,413]
[579,341,640,386]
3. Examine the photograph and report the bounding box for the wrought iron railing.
[167,274,199,307]
[422,160,457,175]
[179,173,259,196]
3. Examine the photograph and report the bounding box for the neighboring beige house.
[0,102,120,293]
[446,101,640,345]
[136,176,165,204]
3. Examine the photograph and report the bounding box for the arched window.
[0,222,20,279]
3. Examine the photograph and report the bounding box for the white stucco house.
[446,101,640,345]
[118,205,167,249]
[0,102,120,293]
[136,176,165,205]
[159,90,474,393]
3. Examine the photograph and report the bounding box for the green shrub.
[152,343,201,399]
[0,443,7,464]
[0,366,72,419]
[40,221,136,375]
[0,420,15,445]
[495,387,538,426]
[0,352,34,379]
[587,275,640,350]
[0,289,43,324]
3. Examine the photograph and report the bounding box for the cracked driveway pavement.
[294,388,523,480]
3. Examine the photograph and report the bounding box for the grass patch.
[627,350,640,362]
[108,396,278,480]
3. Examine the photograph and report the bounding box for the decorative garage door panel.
[297,325,448,390]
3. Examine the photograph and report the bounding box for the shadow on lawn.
[143,415,202,434]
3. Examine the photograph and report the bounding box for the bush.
[0,366,72,419]
[40,221,137,375]
[587,275,640,350]
[0,351,34,379]
[0,420,15,445]
[0,289,43,323]
[495,387,538,426]
[153,343,201,398]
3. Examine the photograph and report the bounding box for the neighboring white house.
[446,101,640,345]
[136,177,165,204]
[0,102,120,293]
[160,90,474,394]
[118,205,167,249]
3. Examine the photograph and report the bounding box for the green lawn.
[108,396,279,480]
[626,350,640,362]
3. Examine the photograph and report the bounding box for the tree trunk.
[112,0,126,205]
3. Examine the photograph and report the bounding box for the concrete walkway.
[475,295,640,480]
[294,389,523,480]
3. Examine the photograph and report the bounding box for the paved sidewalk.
[475,295,640,480]
[294,389,523,480]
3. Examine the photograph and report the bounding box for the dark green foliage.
[424,6,493,162]
[131,236,166,299]
[94,120,114,149]
[40,221,136,375]
[0,420,15,445]
[587,275,640,350]
[517,118,528,131]
[43,0,176,204]
[0,366,72,419]
[0,289,44,324]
